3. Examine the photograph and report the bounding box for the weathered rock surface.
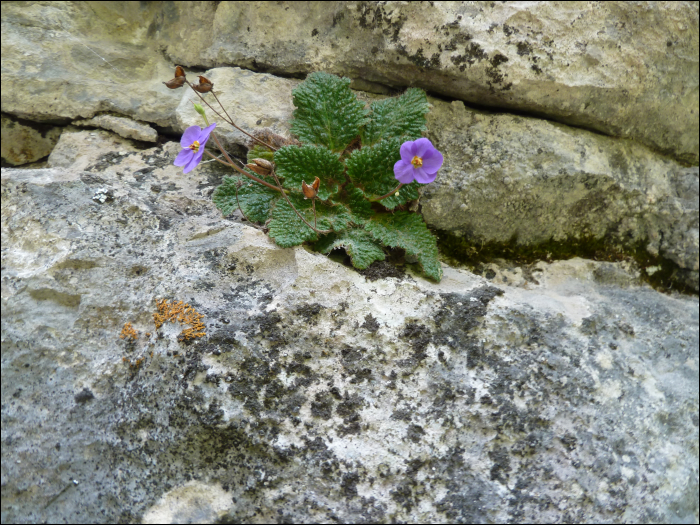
[1,2,697,291]
[2,3,699,521]
[0,2,179,128]
[1,114,63,166]
[1,135,698,523]
[3,2,697,163]
[186,1,700,164]
[73,115,158,143]
[423,100,700,291]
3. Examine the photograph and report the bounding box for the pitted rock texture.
[1,2,697,292]
[2,2,697,163]
[1,114,63,166]
[1,135,698,523]
[422,100,700,290]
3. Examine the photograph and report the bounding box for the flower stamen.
[411,155,423,168]
[188,140,201,153]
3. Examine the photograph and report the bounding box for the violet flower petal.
[199,123,217,147]
[399,141,415,162]
[174,149,193,167]
[394,160,416,183]
[180,126,201,147]
[183,149,205,174]
[412,137,433,157]
[413,168,437,184]
[421,149,443,172]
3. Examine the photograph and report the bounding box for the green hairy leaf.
[315,229,386,269]
[341,187,374,225]
[213,175,280,223]
[290,72,368,153]
[274,145,345,201]
[365,212,443,281]
[268,196,319,247]
[268,194,355,248]
[345,137,420,210]
[361,88,429,146]
[247,145,275,163]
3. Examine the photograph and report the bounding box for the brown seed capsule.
[163,76,186,89]
[163,65,187,89]
[302,177,320,199]
[192,75,214,93]
[246,164,271,176]
[252,158,273,170]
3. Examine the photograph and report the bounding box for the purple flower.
[393,138,444,184]
[174,123,217,174]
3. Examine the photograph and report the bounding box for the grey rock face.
[422,101,700,290]
[1,3,698,521]
[72,115,158,143]
[1,114,63,165]
[0,2,696,291]
[2,2,697,164]
[136,2,700,164]
[1,136,698,523]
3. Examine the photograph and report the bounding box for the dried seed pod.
[252,158,273,170]
[246,163,272,176]
[163,65,186,89]
[192,75,214,93]
[163,76,186,89]
[302,177,320,199]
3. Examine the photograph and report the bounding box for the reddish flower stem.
[207,134,286,194]
[185,80,277,151]
[269,170,332,235]
[369,183,403,202]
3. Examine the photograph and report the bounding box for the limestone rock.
[160,1,699,164]
[73,115,158,143]
[422,100,700,290]
[1,2,697,163]
[0,2,181,128]
[1,135,697,523]
[1,114,63,166]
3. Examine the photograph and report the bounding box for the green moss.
[435,229,697,295]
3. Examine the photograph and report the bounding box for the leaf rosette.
[213,72,443,281]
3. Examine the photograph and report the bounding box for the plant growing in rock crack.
[166,68,443,281]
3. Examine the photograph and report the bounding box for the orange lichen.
[119,322,138,341]
[153,298,206,342]
[122,354,147,370]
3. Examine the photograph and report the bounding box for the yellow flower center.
[411,155,423,168]
[188,140,201,153]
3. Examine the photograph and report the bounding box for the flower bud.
[193,103,206,118]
